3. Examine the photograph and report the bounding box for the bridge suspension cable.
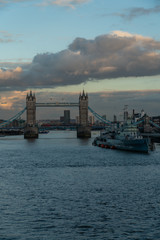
[0,107,26,128]
[149,120,160,129]
[88,106,112,125]
[133,118,144,125]
[133,118,160,130]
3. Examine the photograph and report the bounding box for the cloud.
[0,0,31,3]
[39,0,90,8]
[115,5,160,20]
[0,0,90,8]
[0,0,29,7]
[0,90,26,111]
[0,30,15,43]
[0,67,22,83]
[1,31,160,91]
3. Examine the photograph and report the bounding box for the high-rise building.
[123,105,128,123]
[64,110,70,124]
[113,115,117,123]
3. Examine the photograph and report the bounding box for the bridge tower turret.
[24,91,38,138]
[26,91,36,126]
[77,90,91,138]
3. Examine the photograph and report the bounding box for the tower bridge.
[1,91,160,141]
[24,90,91,139]
[0,90,111,137]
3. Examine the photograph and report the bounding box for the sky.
[0,0,160,120]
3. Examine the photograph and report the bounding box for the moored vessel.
[92,122,153,153]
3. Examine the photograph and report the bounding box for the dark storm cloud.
[115,5,160,20]
[1,31,160,91]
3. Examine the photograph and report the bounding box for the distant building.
[141,109,145,118]
[8,119,25,128]
[151,116,160,132]
[60,116,64,123]
[64,110,70,125]
[76,116,79,124]
[124,110,128,122]
[132,109,146,122]
[151,116,160,124]
[70,119,76,124]
[89,115,95,125]
[113,115,117,123]
[144,116,153,133]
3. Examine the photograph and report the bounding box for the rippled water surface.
[1,131,160,240]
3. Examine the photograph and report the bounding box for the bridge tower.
[24,91,38,138]
[144,116,152,133]
[77,90,91,138]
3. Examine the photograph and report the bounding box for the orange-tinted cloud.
[0,91,27,110]
[39,0,90,8]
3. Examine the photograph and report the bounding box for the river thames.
[1,131,160,240]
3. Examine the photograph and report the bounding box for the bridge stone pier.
[77,91,91,138]
[24,91,39,139]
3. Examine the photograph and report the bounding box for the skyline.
[0,0,160,120]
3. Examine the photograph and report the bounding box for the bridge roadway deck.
[141,133,160,143]
[36,103,79,107]
[141,133,160,137]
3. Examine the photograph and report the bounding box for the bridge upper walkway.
[36,102,79,107]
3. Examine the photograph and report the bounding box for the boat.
[92,122,154,153]
[39,130,49,134]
